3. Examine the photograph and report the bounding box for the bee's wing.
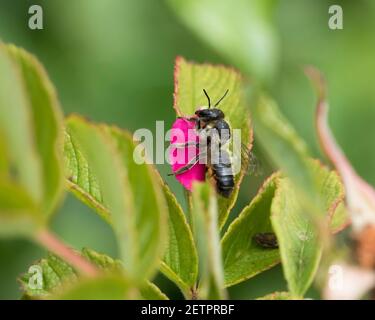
[240,144,263,176]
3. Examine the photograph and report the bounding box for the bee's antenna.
[203,89,211,108]
[214,89,229,107]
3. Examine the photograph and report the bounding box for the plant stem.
[35,228,99,277]
[184,189,194,232]
[184,189,201,299]
[189,286,199,300]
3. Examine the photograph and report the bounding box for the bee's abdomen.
[212,162,234,198]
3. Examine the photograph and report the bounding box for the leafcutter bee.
[253,232,279,249]
[170,89,259,198]
[170,89,238,197]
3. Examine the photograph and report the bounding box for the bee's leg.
[177,116,196,122]
[176,116,200,130]
[206,167,214,178]
[172,141,199,149]
[168,152,207,176]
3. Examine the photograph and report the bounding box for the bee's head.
[195,108,224,121]
[195,89,228,122]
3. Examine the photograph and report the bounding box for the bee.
[253,232,279,249]
[170,89,235,197]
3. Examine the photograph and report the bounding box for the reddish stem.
[35,229,99,277]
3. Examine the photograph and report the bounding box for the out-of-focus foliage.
[0,43,65,238]
[65,116,167,282]
[252,95,348,297]
[167,0,279,83]
[65,115,199,295]
[20,248,168,300]
[0,0,374,299]
[159,182,198,294]
[271,165,345,297]
[191,183,226,299]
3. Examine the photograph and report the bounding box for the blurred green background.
[0,0,374,299]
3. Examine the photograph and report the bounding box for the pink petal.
[169,118,205,190]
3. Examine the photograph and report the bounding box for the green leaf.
[271,161,345,298]
[253,96,318,203]
[257,291,292,300]
[173,56,252,228]
[20,252,78,297]
[166,0,279,82]
[0,180,41,237]
[64,131,111,224]
[5,45,65,217]
[65,125,198,293]
[159,182,198,293]
[66,116,136,275]
[51,275,131,300]
[81,248,168,300]
[271,178,318,298]
[221,163,345,289]
[0,44,43,206]
[81,247,123,271]
[0,43,64,236]
[330,202,350,233]
[139,281,169,300]
[82,248,168,300]
[221,173,280,287]
[191,183,226,299]
[20,249,167,300]
[108,126,168,278]
[252,96,347,297]
[0,133,9,177]
[65,116,167,281]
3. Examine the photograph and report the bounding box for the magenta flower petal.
[169,118,205,190]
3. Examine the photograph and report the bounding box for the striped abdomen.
[211,149,234,198]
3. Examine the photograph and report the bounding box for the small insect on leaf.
[253,232,279,249]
